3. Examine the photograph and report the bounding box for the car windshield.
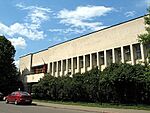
[20,92,30,96]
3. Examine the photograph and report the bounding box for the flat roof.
[20,15,145,58]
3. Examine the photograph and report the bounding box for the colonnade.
[48,43,147,76]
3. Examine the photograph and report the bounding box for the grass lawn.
[33,99,150,111]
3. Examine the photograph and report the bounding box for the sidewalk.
[33,101,150,113]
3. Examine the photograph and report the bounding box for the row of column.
[48,43,146,77]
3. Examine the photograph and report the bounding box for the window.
[58,61,61,71]
[115,48,121,63]
[79,56,83,68]
[92,53,97,67]
[32,64,47,74]
[106,50,112,65]
[145,43,150,58]
[68,59,71,69]
[63,60,66,71]
[99,51,104,65]
[85,55,90,67]
[54,62,57,72]
[50,63,52,73]
[134,44,141,59]
[124,46,131,62]
[73,57,77,69]
[20,92,30,96]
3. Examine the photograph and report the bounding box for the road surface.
[0,101,102,113]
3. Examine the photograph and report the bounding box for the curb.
[33,101,111,113]
[33,101,150,113]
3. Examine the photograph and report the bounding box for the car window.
[20,92,30,96]
[11,92,15,96]
[15,92,20,96]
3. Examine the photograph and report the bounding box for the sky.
[0,0,149,68]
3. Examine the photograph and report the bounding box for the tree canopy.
[0,36,22,94]
[138,7,150,62]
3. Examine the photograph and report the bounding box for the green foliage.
[0,36,22,94]
[82,67,100,102]
[32,64,150,104]
[138,8,150,62]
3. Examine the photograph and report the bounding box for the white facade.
[19,16,149,83]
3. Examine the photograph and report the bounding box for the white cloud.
[10,23,45,40]
[16,3,51,25]
[49,25,108,35]
[0,23,13,35]
[0,22,45,40]
[9,37,27,49]
[57,5,113,31]
[124,11,136,17]
[49,28,86,34]
[0,4,50,42]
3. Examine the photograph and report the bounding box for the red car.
[5,91,32,105]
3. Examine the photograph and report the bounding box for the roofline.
[20,53,32,58]
[48,15,146,49]
[19,48,48,58]
[20,15,146,58]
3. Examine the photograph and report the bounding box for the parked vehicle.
[0,92,4,100]
[5,91,32,105]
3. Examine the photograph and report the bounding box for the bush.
[32,63,150,104]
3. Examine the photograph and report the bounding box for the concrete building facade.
[19,16,150,85]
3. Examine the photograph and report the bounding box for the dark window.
[85,55,90,67]
[134,44,141,59]
[124,46,131,61]
[99,52,104,65]
[32,64,47,74]
[79,56,83,68]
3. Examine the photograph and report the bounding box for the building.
[19,16,150,88]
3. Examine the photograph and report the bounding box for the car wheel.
[15,100,18,105]
[5,99,9,104]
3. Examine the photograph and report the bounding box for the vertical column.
[90,54,92,70]
[104,50,107,67]
[140,43,146,62]
[97,52,100,69]
[77,56,80,73]
[112,49,115,63]
[51,62,54,76]
[56,61,59,77]
[83,55,86,73]
[71,58,74,75]
[49,63,51,75]
[61,60,63,76]
[47,63,50,73]
[130,44,135,65]
[121,46,125,63]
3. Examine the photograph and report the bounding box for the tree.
[0,36,19,94]
[101,63,149,104]
[138,8,150,62]
[138,8,150,104]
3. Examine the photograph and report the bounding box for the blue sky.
[0,0,149,67]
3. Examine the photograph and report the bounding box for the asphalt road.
[0,101,100,113]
